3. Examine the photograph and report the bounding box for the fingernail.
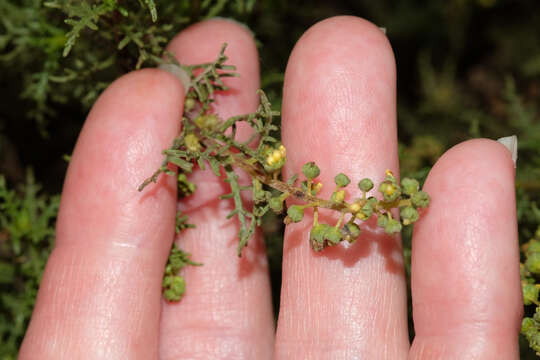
[379,27,387,34]
[497,135,518,167]
[209,17,255,37]
[158,64,191,92]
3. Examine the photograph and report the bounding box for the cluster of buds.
[263,144,287,172]
[280,162,430,251]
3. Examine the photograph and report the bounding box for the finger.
[409,139,522,359]
[275,16,409,359]
[158,19,274,360]
[19,70,185,359]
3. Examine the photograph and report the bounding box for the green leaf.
[209,157,221,177]
[143,0,157,22]
[166,155,193,173]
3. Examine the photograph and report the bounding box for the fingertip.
[423,138,516,192]
[291,15,393,66]
[283,15,397,186]
[411,138,521,359]
[166,18,260,120]
[63,68,185,225]
[168,18,257,55]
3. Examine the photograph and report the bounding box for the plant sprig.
[139,44,430,301]
[521,226,540,355]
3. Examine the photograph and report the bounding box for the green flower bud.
[358,178,374,192]
[184,98,196,112]
[195,114,219,130]
[411,191,430,208]
[310,223,332,251]
[384,218,402,234]
[527,239,540,255]
[342,223,361,243]
[178,173,196,196]
[310,223,329,244]
[400,206,419,225]
[522,317,536,337]
[185,133,201,152]
[325,226,343,244]
[401,177,419,196]
[384,169,398,183]
[379,181,401,202]
[302,162,320,180]
[269,196,284,213]
[334,173,350,187]
[523,283,540,305]
[526,253,540,274]
[14,209,31,234]
[287,205,304,223]
[366,196,378,206]
[361,202,374,218]
[331,190,346,204]
[377,214,389,228]
[163,276,186,301]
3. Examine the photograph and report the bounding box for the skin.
[19,16,522,360]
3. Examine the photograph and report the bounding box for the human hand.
[19,16,522,359]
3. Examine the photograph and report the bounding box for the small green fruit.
[384,218,402,234]
[377,214,389,228]
[334,173,350,187]
[287,205,304,223]
[302,162,320,180]
[269,196,284,213]
[526,253,540,274]
[401,178,419,195]
[400,206,419,225]
[325,227,342,244]
[411,191,430,208]
[358,178,374,192]
[523,283,540,305]
[379,181,401,202]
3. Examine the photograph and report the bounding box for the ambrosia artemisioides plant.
[138,45,431,301]
[521,225,540,355]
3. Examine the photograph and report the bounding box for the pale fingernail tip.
[158,63,191,92]
[497,135,518,167]
[379,27,387,34]
[210,17,255,37]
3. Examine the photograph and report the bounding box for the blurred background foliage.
[0,0,539,357]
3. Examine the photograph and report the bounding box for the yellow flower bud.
[332,189,345,204]
[313,182,323,193]
[356,212,367,220]
[349,202,361,213]
[185,133,201,152]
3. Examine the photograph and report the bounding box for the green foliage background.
[1,0,539,357]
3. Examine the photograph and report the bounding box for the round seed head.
[358,178,374,192]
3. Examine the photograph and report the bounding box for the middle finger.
[275,16,408,359]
